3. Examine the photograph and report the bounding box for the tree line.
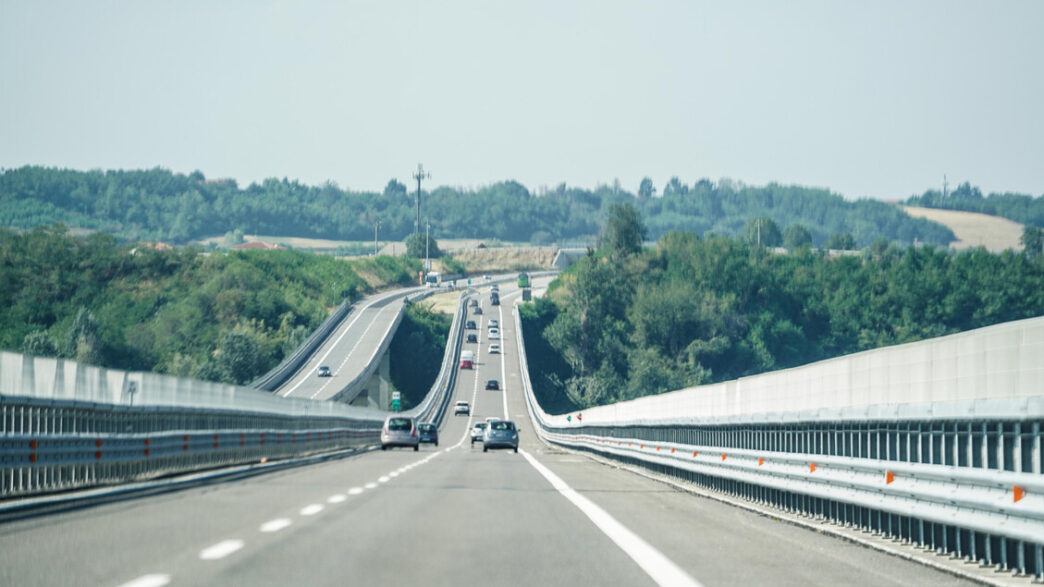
[1,166,953,247]
[0,225,421,384]
[520,204,1044,412]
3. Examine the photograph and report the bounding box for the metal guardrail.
[513,306,1044,580]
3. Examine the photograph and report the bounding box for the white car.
[488,319,499,329]
[488,328,500,340]
[488,344,501,354]
[454,401,470,415]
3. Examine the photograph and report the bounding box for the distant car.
[483,419,519,453]
[317,366,332,377]
[470,422,488,445]
[469,299,479,307]
[483,275,491,281]
[488,328,500,340]
[466,320,476,329]
[454,401,470,415]
[473,307,483,315]
[491,284,499,292]
[417,422,438,446]
[489,344,501,354]
[485,379,500,390]
[466,333,478,343]
[488,319,499,329]
[381,416,419,451]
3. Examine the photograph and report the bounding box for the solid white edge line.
[116,574,171,587]
[199,539,245,561]
[520,449,702,587]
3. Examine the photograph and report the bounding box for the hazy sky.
[2,1,1042,200]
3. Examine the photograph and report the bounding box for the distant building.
[232,241,283,251]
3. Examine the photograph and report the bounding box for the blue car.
[417,422,439,446]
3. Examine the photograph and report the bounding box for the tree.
[213,328,264,385]
[638,177,655,200]
[823,232,857,250]
[1022,225,1043,259]
[663,176,687,197]
[405,232,442,258]
[64,307,102,364]
[383,179,408,198]
[744,217,782,247]
[603,203,646,257]
[783,224,812,249]
[23,330,58,357]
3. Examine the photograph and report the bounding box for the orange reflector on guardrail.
[693,451,698,457]
[886,471,895,484]
[721,453,726,461]
[1014,486,1025,503]
[758,457,764,466]
[809,463,816,473]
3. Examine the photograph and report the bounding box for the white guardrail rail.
[0,290,468,502]
[514,307,1044,581]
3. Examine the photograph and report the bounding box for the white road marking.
[117,574,171,587]
[378,475,390,483]
[365,482,378,489]
[328,494,347,503]
[300,504,324,516]
[199,539,245,561]
[389,471,399,477]
[520,450,702,587]
[348,487,364,495]
[260,518,292,533]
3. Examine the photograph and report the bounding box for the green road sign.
[392,399,401,411]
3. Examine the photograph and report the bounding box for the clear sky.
[2,1,1042,200]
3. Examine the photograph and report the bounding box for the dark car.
[485,379,500,390]
[466,333,478,343]
[466,320,476,329]
[417,422,438,446]
[317,366,332,377]
[473,307,483,315]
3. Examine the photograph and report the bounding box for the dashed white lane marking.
[328,494,347,504]
[364,482,378,489]
[260,518,292,533]
[520,450,701,587]
[348,487,363,495]
[199,539,245,561]
[389,471,400,477]
[300,504,324,516]
[117,574,171,587]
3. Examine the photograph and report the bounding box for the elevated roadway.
[0,278,972,586]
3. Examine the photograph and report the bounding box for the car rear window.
[419,424,435,432]
[387,418,412,431]
[491,421,514,431]
[475,423,487,430]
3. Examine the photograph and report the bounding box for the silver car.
[483,419,519,453]
[470,422,488,445]
[381,416,419,451]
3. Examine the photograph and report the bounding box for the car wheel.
[435,441,439,447]
[514,446,518,453]
[414,445,419,452]
[483,446,488,453]
[381,446,386,450]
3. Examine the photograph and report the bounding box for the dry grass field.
[902,206,1024,253]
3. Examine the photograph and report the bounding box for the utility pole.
[374,219,380,256]
[943,174,948,199]
[413,163,430,235]
[425,220,430,271]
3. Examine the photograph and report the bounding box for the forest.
[520,204,1044,412]
[0,225,421,384]
[0,166,954,248]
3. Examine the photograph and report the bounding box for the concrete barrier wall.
[538,315,1044,427]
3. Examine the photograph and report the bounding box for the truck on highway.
[460,350,475,369]
[424,272,442,287]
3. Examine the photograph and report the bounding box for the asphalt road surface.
[0,279,971,586]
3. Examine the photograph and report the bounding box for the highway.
[0,278,971,586]
[276,285,424,402]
